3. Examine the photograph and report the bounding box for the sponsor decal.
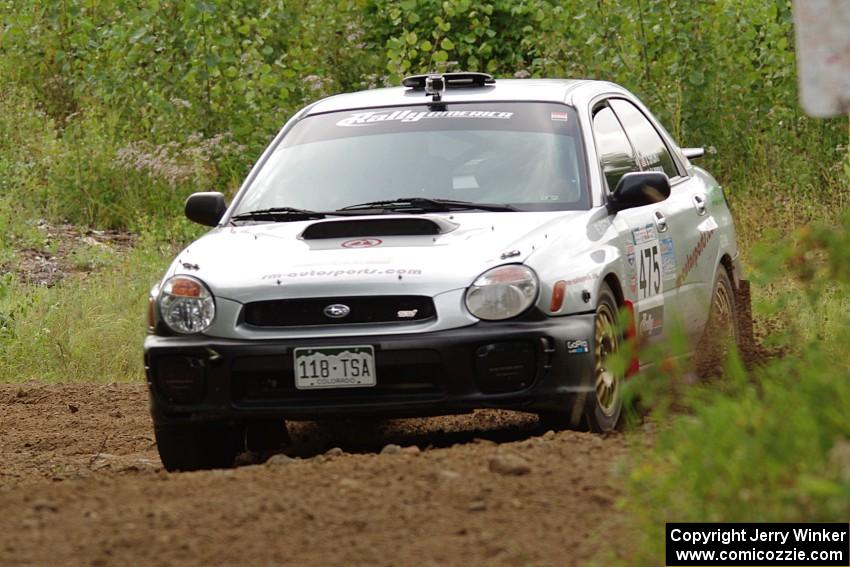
[631,223,658,245]
[567,339,589,354]
[294,258,391,267]
[626,244,638,294]
[676,230,714,287]
[626,243,635,267]
[336,109,514,127]
[633,224,662,300]
[638,306,664,338]
[550,111,569,122]
[660,237,676,281]
[563,273,600,286]
[342,238,382,248]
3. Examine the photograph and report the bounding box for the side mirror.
[185,192,226,227]
[607,172,671,213]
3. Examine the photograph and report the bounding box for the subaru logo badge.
[323,304,351,319]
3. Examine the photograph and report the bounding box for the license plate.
[293,346,376,389]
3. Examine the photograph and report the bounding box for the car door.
[607,98,710,343]
[591,101,674,348]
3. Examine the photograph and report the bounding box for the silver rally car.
[145,72,749,470]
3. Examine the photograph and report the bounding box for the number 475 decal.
[638,243,662,299]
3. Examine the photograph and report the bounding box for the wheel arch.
[719,253,740,289]
[718,252,756,353]
[601,272,624,306]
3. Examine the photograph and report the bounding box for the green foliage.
[0,237,169,382]
[371,0,552,78]
[622,212,850,565]
[0,1,381,158]
[0,0,846,232]
[0,2,848,559]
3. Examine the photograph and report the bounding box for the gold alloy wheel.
[713,278,733,329]
[709,276,735,354]
[594,302,620,417]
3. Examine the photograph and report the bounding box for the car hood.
[170,211,590,303]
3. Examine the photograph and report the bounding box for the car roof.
[305,78,624,115]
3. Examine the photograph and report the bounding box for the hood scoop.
[300,215,458,240]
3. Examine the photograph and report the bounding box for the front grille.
[243,296,436,327]
[231,349,446,405]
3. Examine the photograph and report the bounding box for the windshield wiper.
[339,197,517,213]
[231,198,517,223]
[230,207,326,222]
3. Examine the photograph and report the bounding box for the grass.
[0,87,207,383]
[0,237,169,383]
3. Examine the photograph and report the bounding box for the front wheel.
[583,283,624,432]
[154,421,245,472]
[539,283,623,432]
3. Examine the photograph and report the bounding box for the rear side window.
[592,105,639,191]
[609,99,678,178]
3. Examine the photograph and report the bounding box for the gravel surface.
[0,382,632,566]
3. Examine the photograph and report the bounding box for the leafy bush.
[0,1,381,157]
[0,0,846,232]
[370,0,552,77]
[622,212,850,565]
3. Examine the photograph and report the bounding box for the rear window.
[235,102,589,214]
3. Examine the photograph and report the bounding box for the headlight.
[465,265,538,320]
[158,276,215,334]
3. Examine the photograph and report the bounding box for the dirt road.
[0,382,632,566]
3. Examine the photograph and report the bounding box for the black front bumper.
[144,314,596,423]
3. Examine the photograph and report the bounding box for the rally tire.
[154,421,245,472]
[539,283,623,432]
[696,267,738,377]
[583,283,624,432]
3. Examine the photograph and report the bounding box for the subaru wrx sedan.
[145,73,749,471]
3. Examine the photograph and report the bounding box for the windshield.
[233,102,589,215]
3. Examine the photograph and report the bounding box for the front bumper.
[145,313,596,423]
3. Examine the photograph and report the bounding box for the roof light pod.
[401,72,495,90]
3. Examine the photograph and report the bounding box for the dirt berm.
[0,382,633,566]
